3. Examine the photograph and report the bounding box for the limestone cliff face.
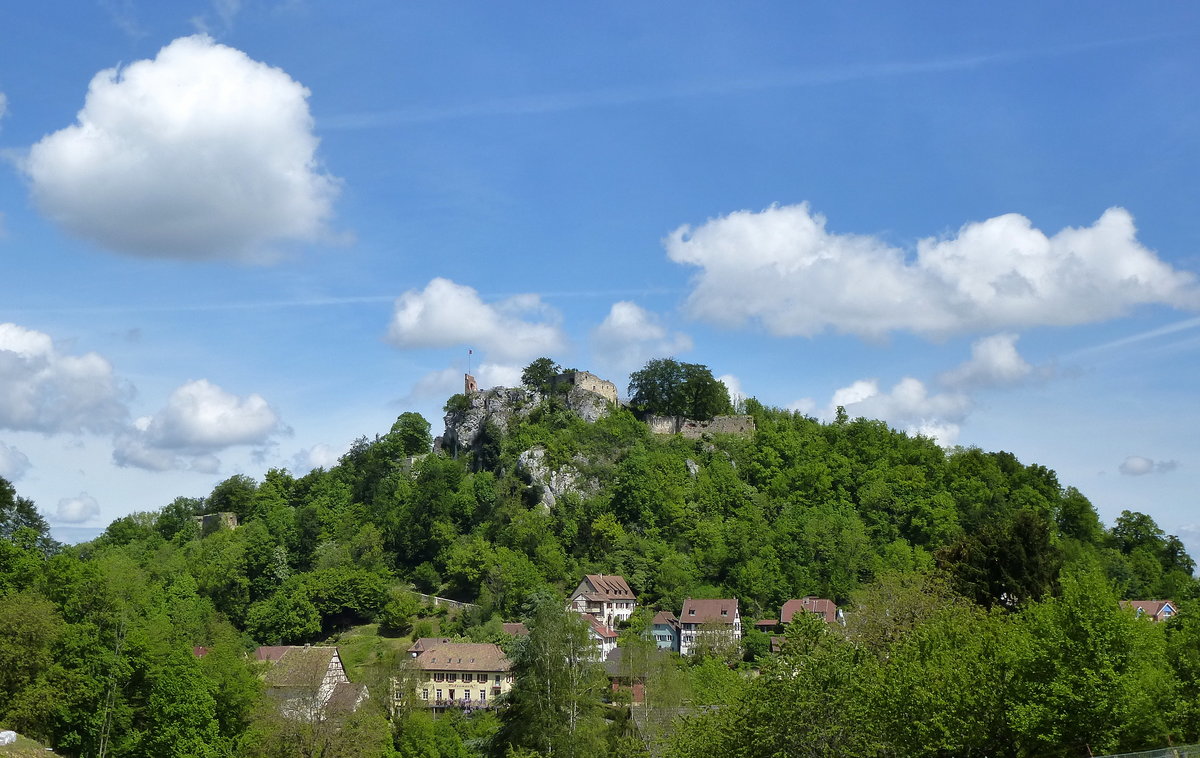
[442,387,540,454]
[440,383,614,458]
[645,414,756,439]
[516,446,597,511]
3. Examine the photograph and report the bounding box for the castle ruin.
[551,370,618,405]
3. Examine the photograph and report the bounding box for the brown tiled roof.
[255,645,294,662]
[651,611,678,629]
[781,597,839,625]
[583,614,618,639]
[680,598,739,625]
[502,622,529,637]
[754,619,777,629]
[576,574,635,601]
[407,637,455,654]
[325,681,368,714]
[1124,600,1176,620]
[413,642,511,672]
[262,647,339,688]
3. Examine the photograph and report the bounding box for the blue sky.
[2,2,1199,554]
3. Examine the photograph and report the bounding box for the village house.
[255,645,367,720]
[1124,599,1178,622]
[650,610,680,652]
[583,613,620,660]
[679,598,741,656]
[405,638,513,710]
[779,597,843,626]
[567,574,637,628]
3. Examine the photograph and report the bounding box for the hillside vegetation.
[1,359,1198,757]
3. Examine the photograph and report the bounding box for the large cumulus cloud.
[666,204,1199,338]
[388,278,566,364]
[114,378,287,471]
[0,323,129,434]
[23,35,338,261]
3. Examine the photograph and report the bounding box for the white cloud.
[717,373,743,403]
[291,443,342,474]
[825,377,970,446]
[0,442,31,481]
[939,333,1033,389]
[387,278,566,363]
[1119,456,1179,476]
[0,323,129,434]
[591,301,692,372]
[666,204,1200,339]
[23,35,338,261]
[114,379,286,471]
[55,492,99,523]
[192,0,242,34]
[406,361,524,405]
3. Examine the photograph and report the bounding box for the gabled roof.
[651,611,679,629]
[261,647,340,688]
[680,598,739,625]
[325,681,368,714]
[781,597,839,625]
[502,622,529,637]
[411,642,511,672]
[584,613,619,639]
[255,645,295,662]
[407,637,455,654]
[574,574,635,601]
[1125,600,1176,620]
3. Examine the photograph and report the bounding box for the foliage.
[627,358,732,420]
[520,357,561,392]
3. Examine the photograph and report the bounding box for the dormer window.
[721,610,728,616]
[689,609,695,616]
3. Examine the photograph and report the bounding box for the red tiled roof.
[584,614,619,639]
[680,598,739,625]
[781,597,839,625]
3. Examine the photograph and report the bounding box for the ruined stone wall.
[646,414,756,439]
[553,371,618,405]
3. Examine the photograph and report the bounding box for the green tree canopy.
[521,357,561,392]
[627,358,732,420]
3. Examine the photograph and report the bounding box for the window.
[447,673,457,683]
[480,690,487,702]
[494,674,501,684]
[721,610,728,616]
[421,689,429,700]
[506,674,514,683]
[688,609,695,616]
[436,689,443,700]
[433,673,445,682]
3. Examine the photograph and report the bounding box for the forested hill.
[1,361,1198,757]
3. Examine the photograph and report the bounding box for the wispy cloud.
[1066,316,1200,361]
[320,35,1169,130]
[8,287,681,316]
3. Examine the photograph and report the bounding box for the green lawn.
[0,730,63,757]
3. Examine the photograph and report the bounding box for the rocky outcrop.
[646,414,756,439]
[442,387,541,454]
[516,446,596,511]
[442,383,616,456]
[564,385,611,423]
